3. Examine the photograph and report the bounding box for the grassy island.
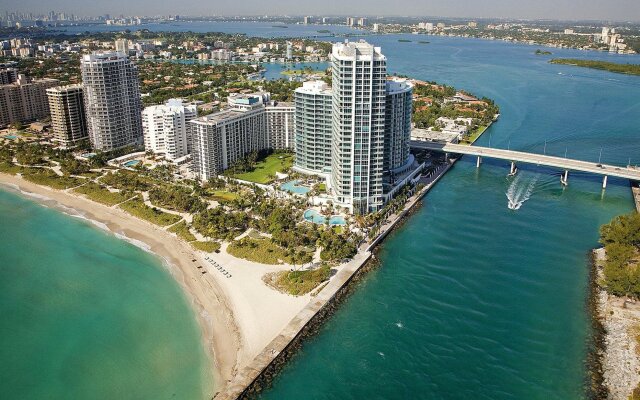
[550,59,640,76]
[535,49,552,55]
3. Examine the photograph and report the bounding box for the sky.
[2,0,640,22]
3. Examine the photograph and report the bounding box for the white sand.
[0,172,313,396]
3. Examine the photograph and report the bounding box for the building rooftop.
[295,80,332,95]
[411,128,460,144]
[265,101,293,109]
[332,40,385,61]
[82,51,128,62]
[191,107,257,125]
[386,78,413,95]
[46,84,83,93]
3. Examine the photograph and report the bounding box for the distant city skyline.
[2,0,640,22]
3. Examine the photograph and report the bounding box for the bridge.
[410,140,640,188]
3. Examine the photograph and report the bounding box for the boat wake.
[506,174,538,210]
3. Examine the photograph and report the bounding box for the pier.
[411,141,640,188]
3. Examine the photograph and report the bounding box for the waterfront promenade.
[410,141,640,184]
[215,160,454,399]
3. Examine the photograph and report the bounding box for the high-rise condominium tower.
[330,41,387,214]
[142,99,197,161]
[0,74,58,127]
[46,85,88,147]
[293,80,333,174]
[384,79,413,176]
[265,101,295,150]
[81,52,143,151]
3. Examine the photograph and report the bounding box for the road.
[410,140,640,181]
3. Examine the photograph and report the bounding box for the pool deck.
[215,159,456,399]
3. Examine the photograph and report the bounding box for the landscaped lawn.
[227,238,291,264]
[460,125,487,145]
[208,190,240,203]
[267,265,332,296]
[74,182,131,206]
[190,241,221,253]
[168,221,198,242]
[22,169,82,190]
[233,153,293,184]
[118,196,182,227]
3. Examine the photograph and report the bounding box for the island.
[535,49,552,55]
[550,59,640,76]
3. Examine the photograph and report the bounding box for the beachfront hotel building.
[292,41,416,214]
[293,80,333,175]
[0,74,58,127]
[142,99,197,161]
[265,101,295,150]
[330,41,388,215]
[190,93,269,181]
[81,52,143,151]
[46,85,88,148]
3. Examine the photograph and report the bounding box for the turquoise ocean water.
[0,189,211,399]
[259,35,640,399]
[1,23,639,399]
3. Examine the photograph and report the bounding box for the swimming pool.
[124,160,141,168]
[3,135,17,140]
[280,180,310,195]
[80,153,96,159]
[303,209,346,226]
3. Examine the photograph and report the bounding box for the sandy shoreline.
[0,172,240,397]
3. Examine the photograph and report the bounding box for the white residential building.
[142,99,197,161]
[211,49,233,61]
[293,80,333,175]
[81,52,143,151]
[286,42,293,59]
[190,94,269,181]
[330,41,387,214]
[265,101,294,150]
[294,42,415,214]
[114,39,130,54]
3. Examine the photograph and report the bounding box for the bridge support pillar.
[602,175,608,189]
[476,156,481,168]
[561,170,569,186]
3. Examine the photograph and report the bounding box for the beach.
[0,172,312,396]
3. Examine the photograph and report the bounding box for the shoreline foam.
[0,173,240,398]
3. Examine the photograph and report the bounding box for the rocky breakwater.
[594,248,640,399]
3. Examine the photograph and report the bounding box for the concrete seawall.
[215,159,458,400]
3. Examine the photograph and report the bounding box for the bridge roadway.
[410,140,640,186]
